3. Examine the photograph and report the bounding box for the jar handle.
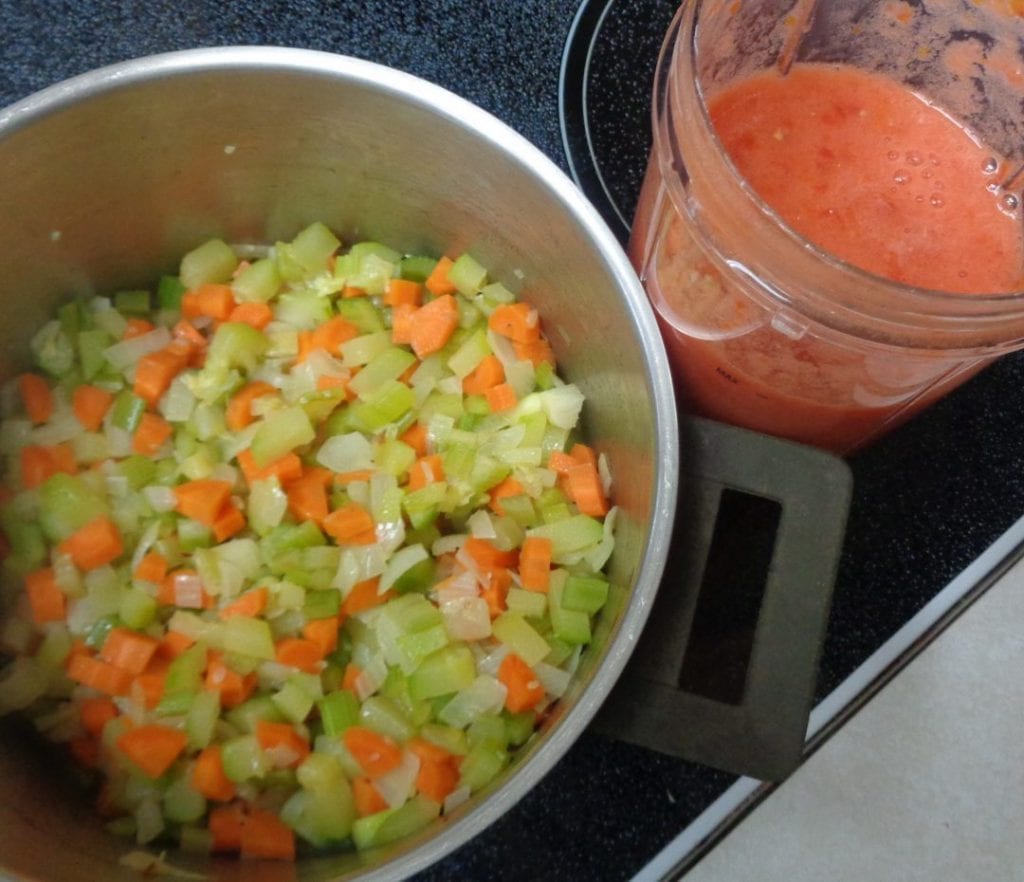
[592,416,852,782]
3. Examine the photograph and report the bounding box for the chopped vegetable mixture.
[0,222,615,858]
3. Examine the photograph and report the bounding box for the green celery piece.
[260,521,325,572]
[226,695,287,732]
[340,330,392,367]
[179,238,238,289]
[157,689,197,717]
[1,517,46,574]
[299,388,346,424]
[447,253,488,296]
[179,826,213,854]
[250,405,315,467]
[178,518,214,552]
[185,689,221,749]
[84,614,119,650]
[491,612,550,667]
[31,321,74,377]
[38,473,107,542]
[446,327,491,379]
[118,455,158,491]
[36,626,73,671]
[272,675,320,724]
[348,380,414,433]
[77,329,113,380]
[467,714,507,750]
[349,241,402,265]
[399,254,437,282]
[304,588,341,620]
[358,695,416,743]
[506,587,547,619]
[374,438,417,479]
[223,617,275,660]
[114,289,151,315]
[526,514,604,561]
[457,412,485,432]
[499,494,540,529]
[351,795,441,851]
[221,733,268,783]
[318,689,360,737]
[419,723,468,756]
[408,643,476,702]
[157,275,186,310]
[562,575,609,614]
[417,391,464,425]
[458,743,509,793]
[163,775,206,824]
[232,257,281,302]
[391,556,435,595]
[280,784,355,848]
[160,642,208,712]
[398,623,449,666]
[118,588,157,629]
[297,752,347,794]
[441,443,475,483]
[348,347,417,400]
[535,360,557,390]
[276,290,334,329]
[349,254,397,296]
[206,321,268,372]
[277,222,340,280]
[58,299,87,337]
[110,390,147,432]
[480,281,516,307]
[504,710,536,748]
[335,298,385,333]
[549,576,592,646]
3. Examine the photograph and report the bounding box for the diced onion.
[467,510,496,540]
[440,596,491,642]
[443,785,472,815]
[103,327,172,370]
[373,750,420,809]
[142,485,177,513]
[317,432,374,472]
[380,544,429,592]
[534,662,572,699]
[134,798,165,845]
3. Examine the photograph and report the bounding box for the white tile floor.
[657,552,1024,882]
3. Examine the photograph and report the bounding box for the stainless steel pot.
[0,47,678,881]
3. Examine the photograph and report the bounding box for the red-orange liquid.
[637,64,1024,452]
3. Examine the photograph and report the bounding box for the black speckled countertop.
[5,2,1024,880]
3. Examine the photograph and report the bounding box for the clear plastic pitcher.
[630,0,1024,453]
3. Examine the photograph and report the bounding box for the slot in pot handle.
[593,416,852,782]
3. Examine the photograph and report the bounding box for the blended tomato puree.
[639,63,1024,452]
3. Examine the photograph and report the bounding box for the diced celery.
[304,588,341,620]
[351,795,441,851]
[419,723,468,756]
[549,575,592,646]
[179,826,214,855]
[177,518,213,552]
[348,347,416,400]
[31,320,74,377]
[118,588,157,630]
[206,322,268,372]
[349,380,415,432]
[467,714,508,750]
[250,405,315,467]
[374,438,416,480]
[402,482,447,530]
[340,330,392,368]
[35,624,72,671]
[227,695,286,732]
[163,775,206,824]
[491,612,550,667]
[110,390,147,433]
[504,710,536,748]
[247,476,287,536]
[179,238,238,289]
[448,253,488,297]
[223,616,275,660]
[38,473,108,542]
[157,275,186,310]
[275,291,333,329]
[446,327,491,379]
[335,298,385,333]
[160,643,207,713]
[318,689,360,736]
[526,514,605,561]
[232,257,281,302]
[221,733,268,782]
[391,556,435,595]
[358,695,416,743]
[506,587,547,619]
[77,329,114,380]
[114,289,151,315]
[458,743,509,793]
[91,304,128,339]
[185,689,220,749]
[118,455,157,491]
[399,255,436,282]
[408,644,476,702]
[498,494,539,529]
[2,517,46,573]
[280,222,341,278]
[281,782,355,847]
[561,575,609,614]
[348,254,396,297]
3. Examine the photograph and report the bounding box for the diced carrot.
[67,653,133,696]
[134,345,189,407]
[315,374,349,394]
[341,663,362,693]
[192,745,236,802]
[274,638,324,674]
[285,470,329,526]
[297,316,359,363]
[226,381,277,432]
[410,294,459,358]
[353,776,388,817]
[425,255,457,296]
[173,319,208,352]
[498,652,545,713]
[565,462,609,517]
[72,384,115,432]
[462,537,519,571]
[488,302,541,344]
[236,448,304,484]
[480,567,512,618]
[342,285,366,299]
[19,373,53,425]
[159,569,209,609]
[407,737,454,767]
[399,422,428,458]
[158,629,195,659]
[334,468,377,485]
[25,567,66,624]
[133,551,168,586]
[519,536,553,593]
[133,411,172,456]
[407,453,444,491]
[183,283,236,321]
[20,444,76,490]
[204,653,256,709]
[462,354,505,395]
[116,724,188,778]
[484,382,517,413]
[228,300,274,330]
[57,516,123,571]
[122,317,155,340]
[390,302,417,346]
[513,335,555,367]
[133,665,167,710]
[302,616,340,656]
[415,754,460,803]
[79,697,119,738]
[570,442,599,469]
[69,736,101,768]
[255,720,310,768]
[209,803,246,853]
[173,478,234,526]
[341,578,394,617]
[383,278,423,307]
[547,449,578,475]
[49,443,77,476]
[399,359,420,385]
[240,808,296,861]
[488,476,525,517]
[322,501,376,545]
[99,627,159,676]
[212,502,246,542]
[343,725,403,778]
[218,586,268,621]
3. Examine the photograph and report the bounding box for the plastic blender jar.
[629,0,1024,454]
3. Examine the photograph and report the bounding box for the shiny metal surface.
[0,47,678,881]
